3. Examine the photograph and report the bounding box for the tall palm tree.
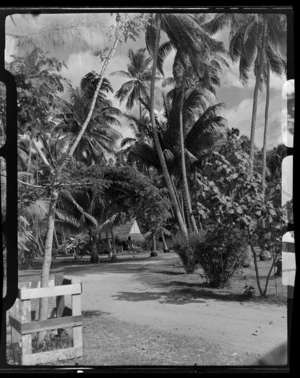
[111,48,154,119]
[146,13,226,235]
[153,29,227,232]
[204,13,287,176]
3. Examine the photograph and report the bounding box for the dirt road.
[47,253,287,366]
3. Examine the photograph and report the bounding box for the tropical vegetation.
[1,11,288,328]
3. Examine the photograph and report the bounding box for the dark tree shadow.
[82,310,111,318]
[153,270,186,276]
[112,289,207,305]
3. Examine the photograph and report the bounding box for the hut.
[99,219,145,252]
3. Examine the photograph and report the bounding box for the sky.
[4,12,289,150]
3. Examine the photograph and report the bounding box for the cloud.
[222,92,282,149]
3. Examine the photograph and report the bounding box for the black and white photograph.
[0,8,293,370]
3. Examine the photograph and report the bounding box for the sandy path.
[53,256,287,362]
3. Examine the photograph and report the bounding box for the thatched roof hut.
[100,219,145,243]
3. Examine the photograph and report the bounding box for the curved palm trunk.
[249,26,266,176]
[170,176,185,224]
[262,62,270,199]
[179,85,198,233]
[149,15,188,236]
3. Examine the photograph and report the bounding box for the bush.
[195,226,247,288]
[173,231,206,273]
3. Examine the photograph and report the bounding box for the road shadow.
[83,310,111,318]
[160,281,253,302]
[153,270,186,276]
[112,289,207,305]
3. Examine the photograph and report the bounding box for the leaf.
[236,206,243,214]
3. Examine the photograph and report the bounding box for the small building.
[100,219,145,251]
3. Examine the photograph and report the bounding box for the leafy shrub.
[195,226,248,288]
[173,231,206,273]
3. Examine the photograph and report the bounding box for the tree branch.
[18,179,43,188]
[32,137,51,168]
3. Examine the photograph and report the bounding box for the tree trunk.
[27,136,32,182]
[179,190,186,226]
[90,237,99,264]
[161,232,169,252]
[262,62,270,199]
[249,25,266,176]
[149,15,188,236]
[110,227,117,260]
[139,85,142,121]
[61,38,119,170]
[248,232,264,297]
[37,187,58,343]
[150,234,158,257]
[179,84,198,233]
[181,181,192,231]
[170,176,185,226]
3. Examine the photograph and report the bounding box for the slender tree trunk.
[249,26,266,176]
[248,231,264,297]
[37,187,58,343]
[179,190,186,226]
[27,136,32,182]
[262,62,270,199]
[161,231,169,252]
[149,15,188,236]
[90,230,99,263]
[110,227,117,260]
[178,85,198,233]
[181,181,192,231]
[170,176,185,225]
[150,233,158,257]
[139,85,142,121]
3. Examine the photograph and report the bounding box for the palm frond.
[120,137,137,148]
[265,44,286,77]
[115,80,135,103]
[110,70,132,78]
[157,41,174,76]
[55,208,81,228]
[145,14,159,57]
[202,13,233,35]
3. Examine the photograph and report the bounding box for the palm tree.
[204,13,287,176]
[146,13,227,236]
[125,89,226,232]
[154,32,227,232]
[55,72,123,166]
[111,48,154,119]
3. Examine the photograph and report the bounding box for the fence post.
[71,278,83,350]
[20,297,32,363]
